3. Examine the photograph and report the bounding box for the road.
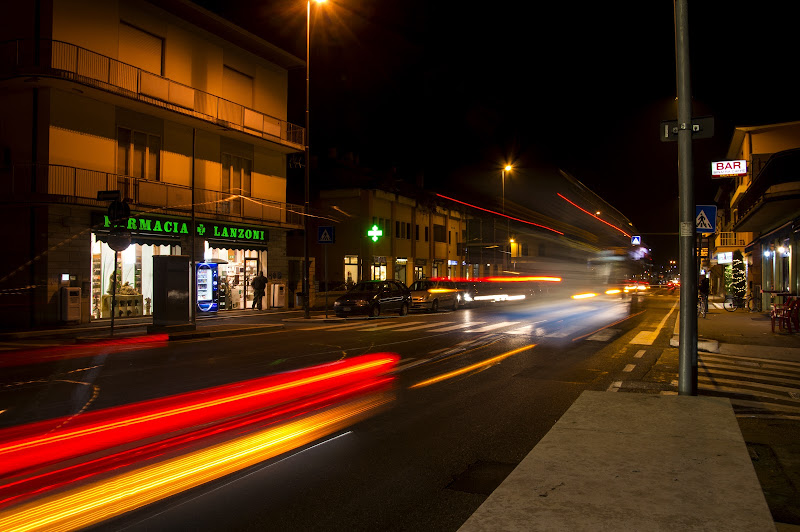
[1,289,687,531]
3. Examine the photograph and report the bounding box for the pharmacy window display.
[91,234,181,319]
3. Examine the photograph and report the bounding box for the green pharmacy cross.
[368,225,383,242]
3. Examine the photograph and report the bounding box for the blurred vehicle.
[455,281,481,307]
[333,280,410,317]
[409,279,461,312]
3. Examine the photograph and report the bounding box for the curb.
[669,335,721,353]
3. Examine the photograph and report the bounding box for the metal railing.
[716,232,746,248]
[7,164,304,227]
[0,39,305,148]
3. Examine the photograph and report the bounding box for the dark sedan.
[333,280,411,317]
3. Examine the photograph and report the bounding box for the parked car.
[409,279,461,312]
[333,280,410,317]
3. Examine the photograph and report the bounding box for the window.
[396,221,400,238]
[425,227,429,242]
[119,22,163,75]
[406,223,411,239]
[415,225,419,240]
[117,127,160,180]
[433,224,446,243]
[221,153,252,215]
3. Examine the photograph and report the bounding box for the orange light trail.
[0,393,393,532]
[411,344,535,388]
[556,193,631,237]
[0,354,398,478]
[435,194,563,235]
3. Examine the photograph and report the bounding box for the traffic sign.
[318,226,335,244]
[695,205,717,233]
[631,235,641,245]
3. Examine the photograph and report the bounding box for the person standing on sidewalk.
[251,271,267,310]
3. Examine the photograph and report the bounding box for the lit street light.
[304,0,326,319]
[502,164,512,271]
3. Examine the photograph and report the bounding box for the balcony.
[734,148,800,232]
[0,39,304,150]
[715,232,746,249]
[6,164,304,229]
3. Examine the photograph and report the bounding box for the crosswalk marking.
[697,352,800,418]
[464,322,519,333]
[401,322,454,331]
[355,321,426,331]
[506,325,534,335]
[423,322,486,332]
[699,366,800,385]
[586,328,618,342]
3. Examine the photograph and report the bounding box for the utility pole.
[675,0,698,395]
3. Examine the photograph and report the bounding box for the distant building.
[0,0,305,328]
[713,121,800,307]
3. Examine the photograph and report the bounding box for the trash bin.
[295,292,305,308]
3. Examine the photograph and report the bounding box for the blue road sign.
[318,226,335,244]
[631,235,641,245]
[695,205,717,233]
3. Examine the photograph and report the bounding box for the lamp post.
[304,0,326,319]
[502,164,512,271]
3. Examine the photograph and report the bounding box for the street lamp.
[501,164,512,271]
[304,0,326,319]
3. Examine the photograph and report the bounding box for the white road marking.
[607,381,622,392]
[506,325,534,335]
[464,322,519,333]
[400,322,454,331]
[434,322,487,332]
[623,364,636,373]
[634,350,646,358]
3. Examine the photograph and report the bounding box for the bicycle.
[746,294,763,312]
[723,294,746,312]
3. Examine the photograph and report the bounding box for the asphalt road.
[23,292,666,532]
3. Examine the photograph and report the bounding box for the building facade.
[309,189,472,289]
[0,0,305,329]
[712,121,800,308]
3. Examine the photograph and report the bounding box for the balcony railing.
[716,232,746,248]
[0,39,305,148]
[6,164,304,228]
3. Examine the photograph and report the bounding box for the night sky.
[191,0,800,265]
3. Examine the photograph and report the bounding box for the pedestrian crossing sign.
[318,226,335,244]
[695,205,716,233]
[631,235,641,245]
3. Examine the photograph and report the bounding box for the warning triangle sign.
[319,229,331,242]
[696,210,712,230]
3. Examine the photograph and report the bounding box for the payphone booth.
[196,262,219,313]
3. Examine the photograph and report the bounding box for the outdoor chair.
[771,297,798,333]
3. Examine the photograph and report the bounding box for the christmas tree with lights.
[731,250,746,298]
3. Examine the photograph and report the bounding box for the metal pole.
[111,251,117,336]
[191,128,196,324]
[324,242,328,318]
[303,1,311,319]
[675,0,697,396]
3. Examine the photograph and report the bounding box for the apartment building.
[307,189,472,289]
[713,121,800,308]
[0,0,305,329]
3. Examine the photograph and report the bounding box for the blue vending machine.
[196,262,219,313]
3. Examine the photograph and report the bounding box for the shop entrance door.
[244,257,259,309]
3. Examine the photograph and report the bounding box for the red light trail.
[556,193,631,237]
[435,194,563,235]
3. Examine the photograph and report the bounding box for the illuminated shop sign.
[96,214,268,243]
